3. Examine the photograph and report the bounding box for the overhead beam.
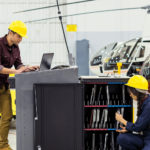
[24,6,147,23]
[14,0,96,13]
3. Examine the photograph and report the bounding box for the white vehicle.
[90,42,118,75]
[140,53,150,80]
[140,53,150,92]
[90,37,150,76]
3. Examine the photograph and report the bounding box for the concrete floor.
[8,119,16,150]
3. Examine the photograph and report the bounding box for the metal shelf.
[84,105,132,108]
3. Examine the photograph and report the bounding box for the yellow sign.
[9,74,15,77]
[66,24,77,32]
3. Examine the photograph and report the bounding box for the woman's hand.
[115,112,127,126]
[116,125,128,133]
[115,112,124,122]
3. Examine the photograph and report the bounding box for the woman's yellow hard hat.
[8,20,27,38]
[125,75,148,90]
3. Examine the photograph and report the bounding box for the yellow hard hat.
[8,20,27,38]
[125,75,148,90]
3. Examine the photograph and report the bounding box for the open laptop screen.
[40,53,54,71]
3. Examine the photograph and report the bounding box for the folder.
[95,109,100,128]
[103,133,108,150]
[111,132,115,150]
[97,86,102,105]
[119,145,122,150]
[103,109,108,128]
[120,107,125,127]
[122,85,126,104]
[99,109,105,128]
[93,85,97,105]
[90,85,97,105]
[92,109,96,128]
[99,134,103,150]
[121,108,124,117]
[106,85,110,105]
[90,109,94,128]
[91,133,96,150]
[90,87,94,105]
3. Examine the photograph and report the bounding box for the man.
[0,20,39,150]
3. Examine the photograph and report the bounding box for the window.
[139,47,145,58]
[130,46,145,59]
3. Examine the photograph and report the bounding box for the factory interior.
[0,0,150,150]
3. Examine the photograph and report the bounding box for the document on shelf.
[111,132,115,150]
[92,85,97,105]
[99,109,105,128]
[103,109,108,128]
[103,133,108,150]
[90,87,94,105]
[90,109,94,128]
[90,85,97,105]
[122,85,126,104]
[97,86,102,105]
[99,134,103,150]
[121,107,124,117]
[91,133,96,150]
[106,85,110,105]
[92,109,96,128]
[119,145,122,150]
[95,109,100,128]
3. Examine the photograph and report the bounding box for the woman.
[115,75,150,150]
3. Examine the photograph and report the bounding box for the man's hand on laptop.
[24,66,40,72]
[15,66,29,74]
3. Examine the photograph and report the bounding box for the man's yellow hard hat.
[125,75,148,90]
[8,20,27,38]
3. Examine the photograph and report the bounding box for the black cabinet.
[33,77,132,150]
[34,84,83,150]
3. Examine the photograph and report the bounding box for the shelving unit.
[32,76,133,150]
[80,76,133,150]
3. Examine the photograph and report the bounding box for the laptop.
[39,53,54,71]
[36,52,70,71]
